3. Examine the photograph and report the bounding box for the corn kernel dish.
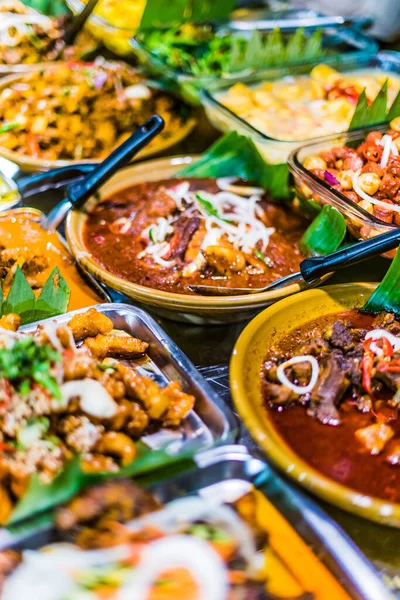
[0,307,195,524]
[218,65,400,143]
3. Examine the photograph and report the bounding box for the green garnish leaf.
[34,267,70,323]
[0,123,20,134]
[301,205,346,256]
[149,228,156,244]
[195,192,224,221]
[3,267,36,321]
[178,131,290,199]
[97,362,118,372]
[363,247,400,314]
[0,337,60,399]
[349,79,400,130]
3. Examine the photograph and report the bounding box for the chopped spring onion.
[365,329,400,356]
[149,228,156,244]
[276,355,319,395]
[0,123,20,134]
[254,249,267,263]
[353,170,400,213]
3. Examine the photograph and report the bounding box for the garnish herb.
[97,363,118,372]
[0,337,61,399]
[0,123,20,134]
[149,227,156,243]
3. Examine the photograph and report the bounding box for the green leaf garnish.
[363,248,400,314]
[0,123,20,134]
[178,131,290,199]
[349,79,400,130]
[1,267,71,326]
[34,267,70,323]
[3,267,36,321]
[254,249,267,263]
[97,362,118,372]
[139,0,235,30]
[0,337,61,399]
[301,205,347,256]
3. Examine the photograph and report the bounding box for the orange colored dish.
[0,211,102,310]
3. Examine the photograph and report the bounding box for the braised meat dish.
[262,310,400,501]
[83,177,309,294]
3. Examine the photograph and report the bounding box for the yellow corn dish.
[219,65,400,142]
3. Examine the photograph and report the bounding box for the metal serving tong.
[42,115,164,231]
[62,0,101,47]
[189,227,400,296]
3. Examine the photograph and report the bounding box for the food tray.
[0,445,391,600]
[21,303,235,452]
[288,124,396,250]
[131,25,377,106]
[201,51,400,164]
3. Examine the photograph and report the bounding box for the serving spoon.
[42,115,164,231]
[62,0,101,47]
[189,227,400,296]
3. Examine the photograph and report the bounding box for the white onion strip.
[365,329,400,357]
[276,355,319,395]
[380,134,393,168]
[216,177,264,197]
[353,170,400,213]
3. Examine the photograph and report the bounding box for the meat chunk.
[170,216,200,259]
[372,312,400,335]
[355,423,394,455]
[0,314,21,332]
[308,355,350,425]
[84,333,148,359]
[68,308,113,340]
[161,381,195,426]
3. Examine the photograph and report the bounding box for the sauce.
[83,177,309,295]
[0,215,102,310]
[264,310,400,502]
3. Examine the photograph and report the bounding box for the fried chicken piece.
[161,381,195,427]
[0,313,21,332]
[68,308,114,340]
[84,333,148,359]
[108,398,149,436]
[117,363,170,419]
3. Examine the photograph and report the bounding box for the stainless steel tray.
[21,302,235,452]
[0,445,391,600]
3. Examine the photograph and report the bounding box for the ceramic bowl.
[230,282,400,526]
[66,155,330,324]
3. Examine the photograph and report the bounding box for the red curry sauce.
[265,310,400,503]
[83,178,309,295]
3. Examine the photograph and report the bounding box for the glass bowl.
[201,51,400,164]
[288,124,397,257]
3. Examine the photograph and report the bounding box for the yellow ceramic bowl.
[0,73,196,172]
[230,282,400,526]
[66,155,330,324]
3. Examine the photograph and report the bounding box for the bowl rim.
[0,71,196,171]
[230,281,400,525]
[65,154,330,311]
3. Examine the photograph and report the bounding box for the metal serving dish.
[21,302,235,451]
[0,445,391,600]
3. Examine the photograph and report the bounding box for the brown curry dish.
[83,177,310,295]
[262,310,400,503]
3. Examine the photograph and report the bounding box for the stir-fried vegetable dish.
[83,177,310,294]
[219,65,400,142]
[0,0,97,65]
[0,60,187,161]
[262,310,400,501]
[0,308,194,523]
[303,123,400,226]
[136,24,325,78]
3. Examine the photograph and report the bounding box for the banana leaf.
[21,0,69,15]
[8,441,198,526]
[349,80,400,130]
[177,131,290,198]
[300,205,347,256]
[363,248,400,314]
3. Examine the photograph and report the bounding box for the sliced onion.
[380,134,393,168]
[276,355,319,395]
[120,535,228,600]
[365,329,400,356]
[324,170,339,186]
[353,170,400,213]
[216,177,264,197]
[61,379,118,418]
